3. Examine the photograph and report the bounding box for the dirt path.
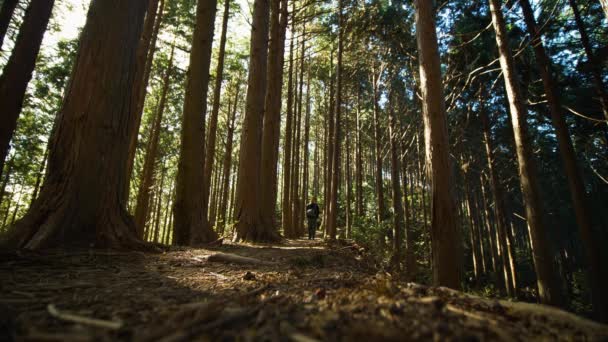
[1,239,607,341]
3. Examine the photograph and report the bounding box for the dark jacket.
[306,202,320,219]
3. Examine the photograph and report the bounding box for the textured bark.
[0,0,54,181]
[415,0,462,289]
[261,0,288,229]
[233,0,279,242]
[126,0,164,194]
[1,0,149,250]
[281,22,296,238]
[521,0,606,320]
[568,0,608,123]
[0,0,18,50]
[489,0,562,306]
[134,46,174,238]
[326,0,343,240]
[173,0,218,245]
[203,0,231,218]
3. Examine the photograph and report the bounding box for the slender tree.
[173,0,219,245]
[0,0,18,50]
[0,0,55,180]
[0,0,149,250]
[489,0,562,306]
[414,0,462,289]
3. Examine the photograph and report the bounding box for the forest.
[0,0,608,340]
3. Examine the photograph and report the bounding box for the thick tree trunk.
[0,0,54,181]
[233,0,279,242]
[568,0,608,123]
[281,22,295,238]
[414,0,462,289]
[489,0,562,306]
[327,0,343,240]
[1,0,150,250]
[0,0,18,50]
[173,0,218,245]
[203,0,231,219]
[126,0,164,195]
[134,46,174,238]
[261,0,288,229]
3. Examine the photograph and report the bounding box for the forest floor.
[1,238,607,341]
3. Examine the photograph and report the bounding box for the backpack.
[306,208,316,218]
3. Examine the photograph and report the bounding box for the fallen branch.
[47,304,123,330]
[196,252,277,266]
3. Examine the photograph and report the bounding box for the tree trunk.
[281,20,296,238]
[29,144,49,208]
[1,0,150,250]
[0,0,54,181]
[568,0,608,123]
[372,69,386,225]
[601,0,608,19]
[218,85,240,235]
[233,0,279,242]
[133,45,174,238]
[523,0,607,319]
[489,0,562,306]
[203,0,231,219]
[414,0,462,289]
[261,0,288,229]
[173,0,219,245]
[389,100,404,268]
[126,0,164,196]
[327,0,343,240]
[152,162,166,243]
[0,0,18,51]
[355,88,364,218]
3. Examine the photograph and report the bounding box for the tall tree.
[488,0,562,306]
[0,0,18,50]
[203,0,232,217]
[261,0,288,229]
[173,0,219,245]
[1,0,149,250]
[389,94,404,267]
[233,0,279,242]
[520,0,607,320]
[0,0,55,180]
[282,20,295,238]
[134,45,174,238]
[414,0,462,289]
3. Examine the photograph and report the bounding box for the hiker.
[306,198,320,240]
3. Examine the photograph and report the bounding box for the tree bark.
[173,0,219,245]
[414,0,462,289]
[389,99,404,268]
[0,0,54,181]
[233,0,279,242]
[0,0,18,51]
[218,85,240,235]
[489,0,562,306]
[281,19,296,238]
[327,0,343,240]
[601,0,608,19]
[203,0,231,219]
[29,144,49,208]
[261,0,288,229]
[372,68,386,225]
[134,45,174,238]
[1,0,150,250]
[355,88,364,218]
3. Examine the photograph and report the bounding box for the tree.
[173,0,218,245]
[488,0,562,306]
[0,0,55,181]
[414,0,462,289]
[1,0,149,250]
[0,0,18,50]
[233,0,279,242]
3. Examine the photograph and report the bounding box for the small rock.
[243,271,256,281]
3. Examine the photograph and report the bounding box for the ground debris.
[1,239,607,341]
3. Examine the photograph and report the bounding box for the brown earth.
[1,238,607,341]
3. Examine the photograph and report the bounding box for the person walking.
[306,198,320,240]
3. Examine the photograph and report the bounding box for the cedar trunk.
[1,0,150,250]
[173,0,219,245]
[415,0,462,289]
[489,0,562,306]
